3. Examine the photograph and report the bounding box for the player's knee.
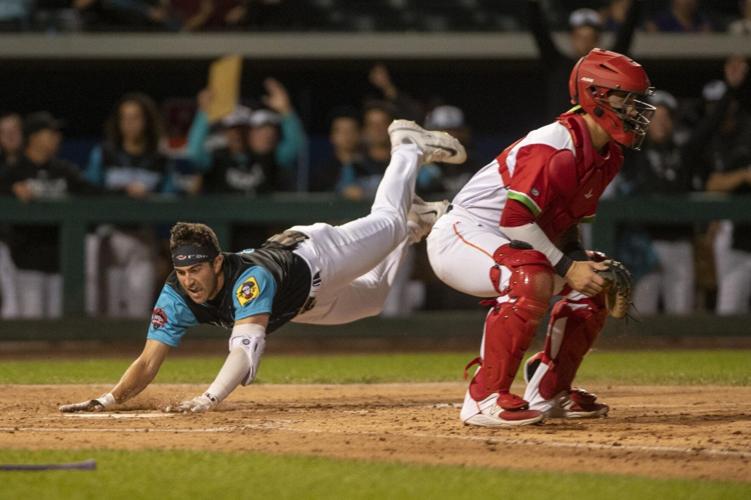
[494,242,554,305]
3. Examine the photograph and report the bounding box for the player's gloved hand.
[59,393,116,413]
[565,260,608,297]
[164,393,218,413]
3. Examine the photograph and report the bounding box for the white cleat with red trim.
[460,390,545,428]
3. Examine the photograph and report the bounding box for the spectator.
[701,56,751,313]
[527,0,640,119]
[729,0,751,35]
[600,0,634,31]
[84,92,173,318]
[187,77,307,194]
[335,100,395,201]
[646,0,712,32]
[0,112,23,169]
[0,0,31,31]
[310,107,363,193]
[0,112,98,318]
[616,91,698,314]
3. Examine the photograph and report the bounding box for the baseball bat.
[0,459,96,471]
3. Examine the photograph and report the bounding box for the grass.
[0,450,748,500]
[0,350,749,385]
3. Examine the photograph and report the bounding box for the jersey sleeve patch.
[146,285,199,347]
[232,266,276,321]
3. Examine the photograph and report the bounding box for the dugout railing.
[2,193,751,316]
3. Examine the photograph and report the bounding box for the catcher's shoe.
[460,390,545,428]
[407,195,450,243]
[388,119,467,165]
[523,353,609,419]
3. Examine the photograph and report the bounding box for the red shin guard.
[537,296,607,400]
[468,243,554,402]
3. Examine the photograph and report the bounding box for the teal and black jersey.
[146,246,311,347]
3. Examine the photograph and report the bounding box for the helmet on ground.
[569,48,655,149]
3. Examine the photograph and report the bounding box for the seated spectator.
[84,92,173,318]
[0,0,31,31]
[0,112,98,318]
[616,91,698,314]
[310,106,364,193]
[0,112,23,169]
[647,0,713,32]
[701,56,751,313]
[187,77,307,194]
[729,0,751,35]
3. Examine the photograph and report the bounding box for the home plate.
[64,412,175,419]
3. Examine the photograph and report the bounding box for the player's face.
[174,257,222,303]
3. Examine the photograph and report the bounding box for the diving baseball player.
[59,120,466,414]
[427,49,654,427]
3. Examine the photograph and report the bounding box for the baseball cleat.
[460,390,544,428]
[553,388,610,419]
[523,353,609,419]
[407,195,450,243]
[388,119,467,165]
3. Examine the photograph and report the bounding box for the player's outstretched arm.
[59,340,170,413]
[166,315,269,413]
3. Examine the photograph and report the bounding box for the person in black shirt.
[617,91,698,314]
[59,120,465,414]
[702,56,751,313]
[84,93,173,318]
[1,112,98,318]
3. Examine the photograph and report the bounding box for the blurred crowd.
[1,0,751,320]
[0,1,749,34]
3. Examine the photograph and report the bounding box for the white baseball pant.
[290,143,419,325]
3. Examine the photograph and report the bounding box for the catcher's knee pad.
[468,242,554,401]
[536,296,607,399]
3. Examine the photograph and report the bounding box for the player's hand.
[565,260,608,297]
[58,392,117,413]
[164,393,218,413]
[262,78,292,115]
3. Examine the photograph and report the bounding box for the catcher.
[59,120,465,414]
[426,48,650,427]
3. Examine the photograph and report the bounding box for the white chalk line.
[62,413,175,419]
[2,424,750,460]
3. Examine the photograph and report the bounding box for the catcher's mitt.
[596,259,632,319]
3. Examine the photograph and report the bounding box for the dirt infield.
[2,383,750,482]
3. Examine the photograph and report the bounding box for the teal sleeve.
[186,110,213,172]
[275,112,308,171]
[146,285,199,347]
[232,266,277,321]
[84,146,104,186]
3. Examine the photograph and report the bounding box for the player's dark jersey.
[146,245,311,347]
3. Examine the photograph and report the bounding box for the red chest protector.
[536,113,623,241]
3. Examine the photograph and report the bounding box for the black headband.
[171,243,219,266]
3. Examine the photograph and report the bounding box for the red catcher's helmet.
[569,48,655,149]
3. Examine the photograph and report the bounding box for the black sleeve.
[611,0,641,56]
[526,0,562,65]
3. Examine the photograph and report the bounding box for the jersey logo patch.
[236,276,260,306]
[151,307,167,329]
